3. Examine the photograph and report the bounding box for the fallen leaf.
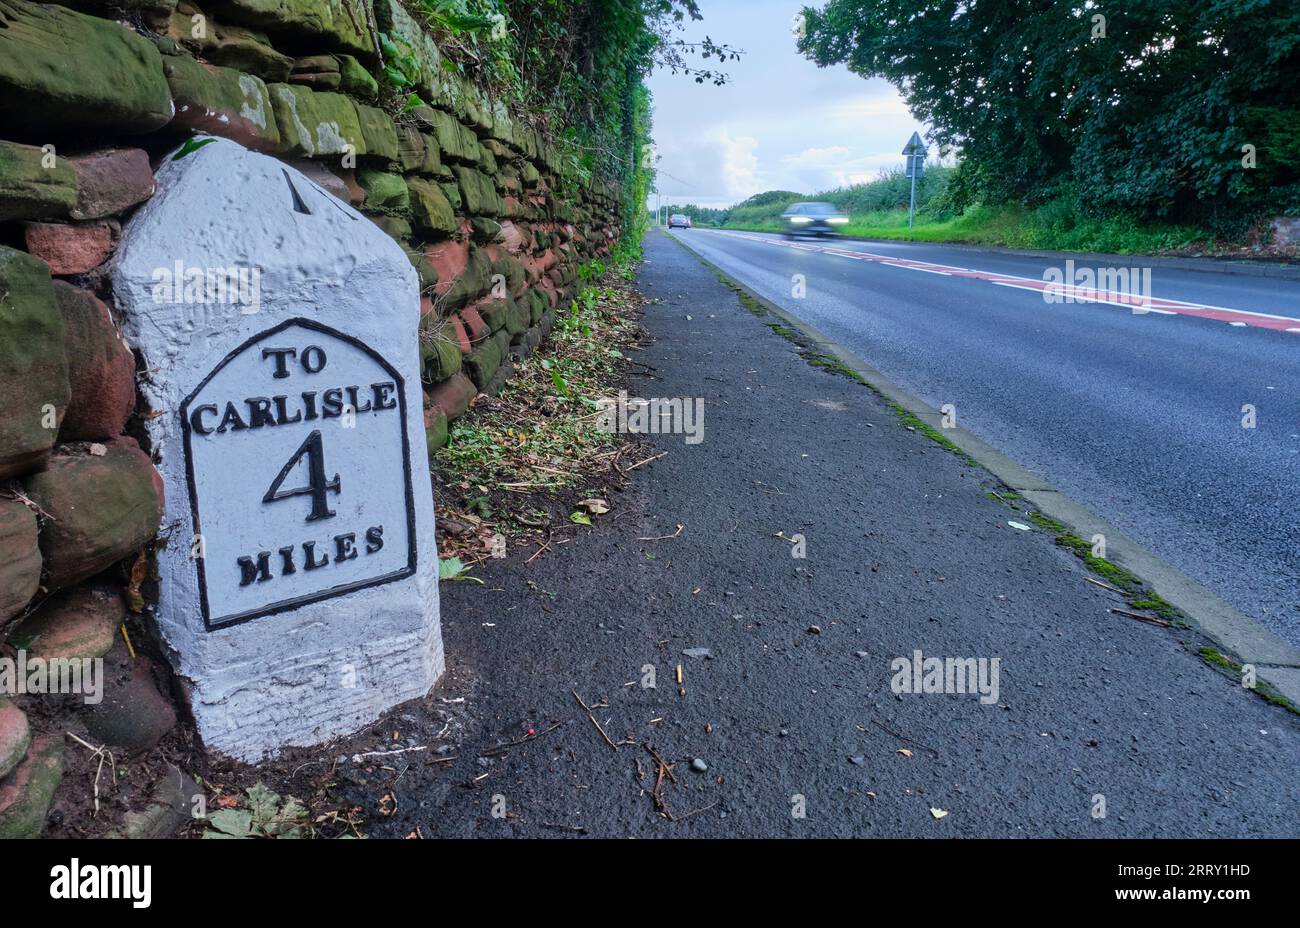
[577,498,610,515]
[569,511,592,525]
[897,748,914,758]
[930,807,949,819]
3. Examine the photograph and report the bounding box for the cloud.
[643,0,930,208]
[820,94,914,123]
[652,129,765,206]
[718,131,761,199]
[781,146,906,191]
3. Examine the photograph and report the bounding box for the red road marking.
[712,231,1300,335]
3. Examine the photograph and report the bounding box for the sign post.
[902,131,927,231]
[113,138,443,761]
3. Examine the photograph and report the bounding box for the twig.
[638,524,683,542]
[541,821,589,835]
[6,489,55,521]
[674,800,719,821]
[478,722,562,757]
[868,719,940,756]
[626,451,668,472]
[1085,577,1131,595]
[526,534,553,563]
[573,690,636,750]
[1109,607,1171,627]
[351,745,428,764]
[642,744,677,817]
[66,732,116,816]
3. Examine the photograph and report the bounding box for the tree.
[797,0,1300,224]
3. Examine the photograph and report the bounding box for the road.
[346,231,1300,837]
[666,228,1300,648]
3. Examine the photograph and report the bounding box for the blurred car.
[667,213,692,229]
[781,201,848,237]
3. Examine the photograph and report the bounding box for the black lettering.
[246,396,276,429]
[365,525,384,554]
[189,404,219,435]
[372,382,397,410]
[273,395,303,426]
[334,532,358,562]
[302,540,329,570]
[345,385,373,414]
[237,552,271,585]
[321,388,344,418]
[262,430,341,521]
[301,391,319,421]
[282,169,312,215]
[261,347,296,379]
[278,545,297,576]
[301,345,327,373]
[217,401,248,433]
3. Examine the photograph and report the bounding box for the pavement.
[348,229,1300,838]
[666,229,1300,657]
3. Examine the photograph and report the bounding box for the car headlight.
[789,216,812,224]
[828,217,848,225]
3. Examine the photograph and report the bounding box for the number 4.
[264,430,340,521]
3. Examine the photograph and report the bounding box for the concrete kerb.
[661,228,1300,706]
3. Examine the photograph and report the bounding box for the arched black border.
[179,317,418,631]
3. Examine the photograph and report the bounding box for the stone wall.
[0,0,624,835]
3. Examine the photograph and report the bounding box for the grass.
[1198,648,1299,715]
[721,202,1223,257]
[1023,510,1181,622]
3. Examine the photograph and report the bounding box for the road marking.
[705,230,1300,335]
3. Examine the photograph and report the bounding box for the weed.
[1197,648,1299,715]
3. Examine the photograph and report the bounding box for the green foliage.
[724,198,1215,255]
[172,137,218,160]
[657,203,729,226]
[418,0,499,32]
[203,785,310,839]
[798,0,1300,227]
[411,0,734,236]
[379,32,423,93]
[438,556,483,582]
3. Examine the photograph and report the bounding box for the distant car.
[668,213,692,229]
[781,201,848,237]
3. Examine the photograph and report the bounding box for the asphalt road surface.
[348,231,1299,838]
[668,228,1300,648]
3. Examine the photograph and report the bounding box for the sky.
[644,0,930,210]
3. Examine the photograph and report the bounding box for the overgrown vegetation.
[796,0,1300,240]
[1198,648,1299,715]
[201,784,313,839]
[391,1,738,234]
[678,163,1254,254]
[433,254,648,571]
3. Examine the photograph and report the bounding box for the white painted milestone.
[113,137,442,761]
